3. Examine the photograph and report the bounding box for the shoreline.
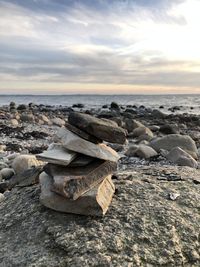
[0,101,199,160]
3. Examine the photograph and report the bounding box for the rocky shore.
[0,101,200,266]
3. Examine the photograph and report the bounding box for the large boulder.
[0,166,200,266]
[166,147,198,168]
[68,112,127,144]
[150,134,198,159]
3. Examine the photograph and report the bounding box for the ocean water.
[0,94,200,114]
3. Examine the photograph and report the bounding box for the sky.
[0,0,200,94]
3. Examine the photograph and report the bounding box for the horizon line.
[0,93,200,96]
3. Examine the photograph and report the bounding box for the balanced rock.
[68,112,126,144]
[44,159,117,200]
[65,122,102,144]
[12,155,42,174]
[150,134,198,159]
[36,143,77,166]
[56,128,120,162]
[166,147,198,168]
[69,154,95,167]
[40,172,115,216]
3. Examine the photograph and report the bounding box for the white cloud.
[0,0,200,93]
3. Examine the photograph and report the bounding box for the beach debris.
[168,192,180,201]
[39,112,122,216]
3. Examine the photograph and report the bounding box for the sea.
[0,94,200,114]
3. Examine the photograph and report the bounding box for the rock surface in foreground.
[0,165,200,267]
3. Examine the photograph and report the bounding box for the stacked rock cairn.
[37,111,127,216]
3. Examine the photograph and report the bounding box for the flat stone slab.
[36,143,77,166]
[69,154,95,167]
[56,128,120,162]
[66,122,102,144]
[44,159,117,200]
[40,172,115,216]
[68,112,127,144]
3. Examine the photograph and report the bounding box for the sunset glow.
[0,0,200,94]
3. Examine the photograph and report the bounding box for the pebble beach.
[0,100,200,266]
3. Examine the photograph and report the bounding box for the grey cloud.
[0,0,195,90]
[1,46,200,88]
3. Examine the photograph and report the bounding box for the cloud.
[0,0,200,93]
